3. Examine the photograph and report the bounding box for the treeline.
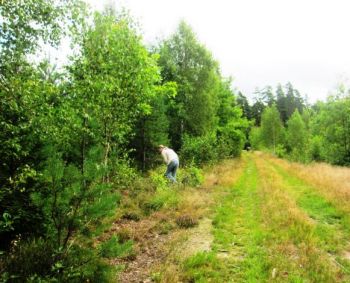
[0,1,248,281]
[237,83,350,166]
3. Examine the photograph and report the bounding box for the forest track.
[110,152,350,282]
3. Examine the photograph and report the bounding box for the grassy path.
[253,154,349,282]
[181,155,267,282]
[266,157,350,274]
[152,152,350,282]
[178,152,350,282]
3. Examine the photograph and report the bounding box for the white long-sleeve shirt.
[161,147,179,165]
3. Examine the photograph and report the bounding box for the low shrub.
[149,169,168,190]
[179,165,204,187]
[121,211,141,222]
[1,238,115,283]
[116,228,133,243]
[0,238,55,281]
[216,125,245,158]
[154,221,175,235]
[142,188,179,215]
[275,144,287,158]
[176,214,198,228]
[99,235,134,259]
[180,134,218,166]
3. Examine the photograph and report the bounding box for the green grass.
[99,235,134,259]
[215,158,270,283]
[165,153,350,282]
[142,187,180,214]
[270,162,350,255]
[182,252,227,282]
[254,156,347,282]
[263,159,350,279]
[180,156,271,282]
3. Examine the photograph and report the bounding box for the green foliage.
[0,2,257,280]
[149,169,169,190]
[0,238,55,280]
[236,91,252,120]
[111,160,139,190]
[309,135,325,161]
[68,10,161,178]
[251,99,265,126]
[131,82,177,170]
[179,165,204,187]
[142,187,180,214]
[260,104,285,153]
[31,148,121,247]
[286,110,308,161]
[217,123,246,158]
[180,134,218,166]
[249,127,262,150]
[0,0,87,249]
[1,237,115,283]
[252,83,306,126]
[275,144,287,158]
[158,21,220,148]
[181,126,246,165]
[182,252,227,282]
[99,235,134,259]
[57,244,115,283]
[0,0,86,58]
[249,83,350,166]
[309,91,350,165]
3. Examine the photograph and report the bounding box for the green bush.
[111,159,139,190]
[0,238,55,281]
[216,125,245,158]
[1,238,115,283]
[309,135,325,162]
[59,244,115,283]
[149,169,168,190]
[179,165,204,187]
[180,134,218,166]
[249,127,262,150]
[275,144,287,158]
[99,235,134,259]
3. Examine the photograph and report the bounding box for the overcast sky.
[83,0,350,103]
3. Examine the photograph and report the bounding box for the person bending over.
[158,145,179,183]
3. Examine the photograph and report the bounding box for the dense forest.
[1,1,349,282]
[238,82,350,165]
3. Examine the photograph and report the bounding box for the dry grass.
[267,154,350,212]
[154,157,246,282]
[253,155,343,281]
[176,187,212,220]
[174,157,246,221]
[202,156,245,189]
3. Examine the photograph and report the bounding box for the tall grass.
[254,155,342,282]
[269,155,350,212]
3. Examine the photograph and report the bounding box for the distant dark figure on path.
[158,145,179,183]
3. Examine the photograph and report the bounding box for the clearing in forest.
[113,152,350,282]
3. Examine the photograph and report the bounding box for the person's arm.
[161,149,169,164]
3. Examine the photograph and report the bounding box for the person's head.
[158,144,165,152]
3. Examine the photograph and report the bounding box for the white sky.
[83,0,350,103]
